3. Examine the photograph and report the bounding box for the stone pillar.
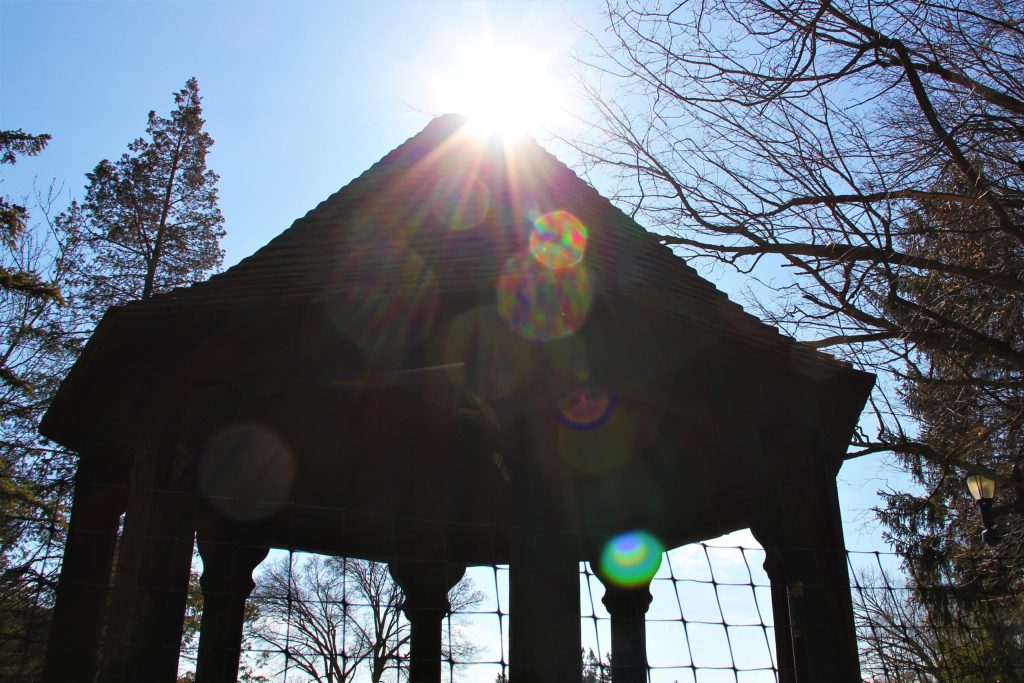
[508,532,582,683]
[389,561,466,683]
[762,553,796,683]
[504,417,582,683]
[592,574,652,683]
[752,450,860,682]
[194,534,268,683]
[99,436,196,683]
[41,457,127,683]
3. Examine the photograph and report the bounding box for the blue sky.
[0,0,594,259]
[0,0,907,550]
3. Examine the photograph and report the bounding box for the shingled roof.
[43,114,872,449]
[124,116,842,356]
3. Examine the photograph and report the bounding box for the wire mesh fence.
[0,460,1019,683]
[4,486,1023,683]
[177,540,1024,682]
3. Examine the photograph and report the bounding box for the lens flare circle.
[430,173,491,231]
[557,386,616,430]
[529,210,587,269]
[496,255,593,342]
[600,530,664,588]
[324,241,439,361]
[199,423,295,522]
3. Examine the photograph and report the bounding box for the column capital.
[197,535,269,599]
[588,563,652,683]
[389,561,465,614]
[599,582,653,618]
[388,561,466,683]
[194,537,269,683]
[588,556,654,618]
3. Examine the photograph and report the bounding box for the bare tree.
[248,555,483,683]
[574,0,1024,665]
[854,568,1023,681]
[338,558,403,683]
[249,556,361,683]
[573,0,1024,463]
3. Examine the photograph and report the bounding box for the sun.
[435,43,568,137]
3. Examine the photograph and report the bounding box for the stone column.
[592,574,652,683]
[503,418,582,683]
[508,532,582,683]
[99,435,196,683]
[762,553,796,683]
[389,561,466,683]
[41,457,127,683]
[194,534,269,683]
[752,449,860,682]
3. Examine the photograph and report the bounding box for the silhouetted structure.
[40,116,873,682]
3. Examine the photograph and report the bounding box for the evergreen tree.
[878,168,1024,679]
[0,131,87,679]
[1,79,227,675]
[0,130,58,302]
[80,77,224,317]
[581,648,611,683]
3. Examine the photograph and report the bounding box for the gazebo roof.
[114,116,823,350]
[41,115,873,561]
[45,114,866,432]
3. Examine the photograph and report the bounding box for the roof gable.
[114,115,822,363]
[43,116,875,451]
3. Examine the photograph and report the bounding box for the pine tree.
[0,130,87,679]
[80,78,224,317]
[582,648,611,683]
[0,130,57,301]
[878,168,1024,679]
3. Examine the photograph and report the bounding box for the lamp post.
[966,464,1024,546]
[967,473,998,545]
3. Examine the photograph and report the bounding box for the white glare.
[436,44,566,137]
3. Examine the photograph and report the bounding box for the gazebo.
[40,115,873,682]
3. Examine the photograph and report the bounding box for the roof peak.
[119,115,864,379]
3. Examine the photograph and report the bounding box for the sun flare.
[436,43,567,137]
